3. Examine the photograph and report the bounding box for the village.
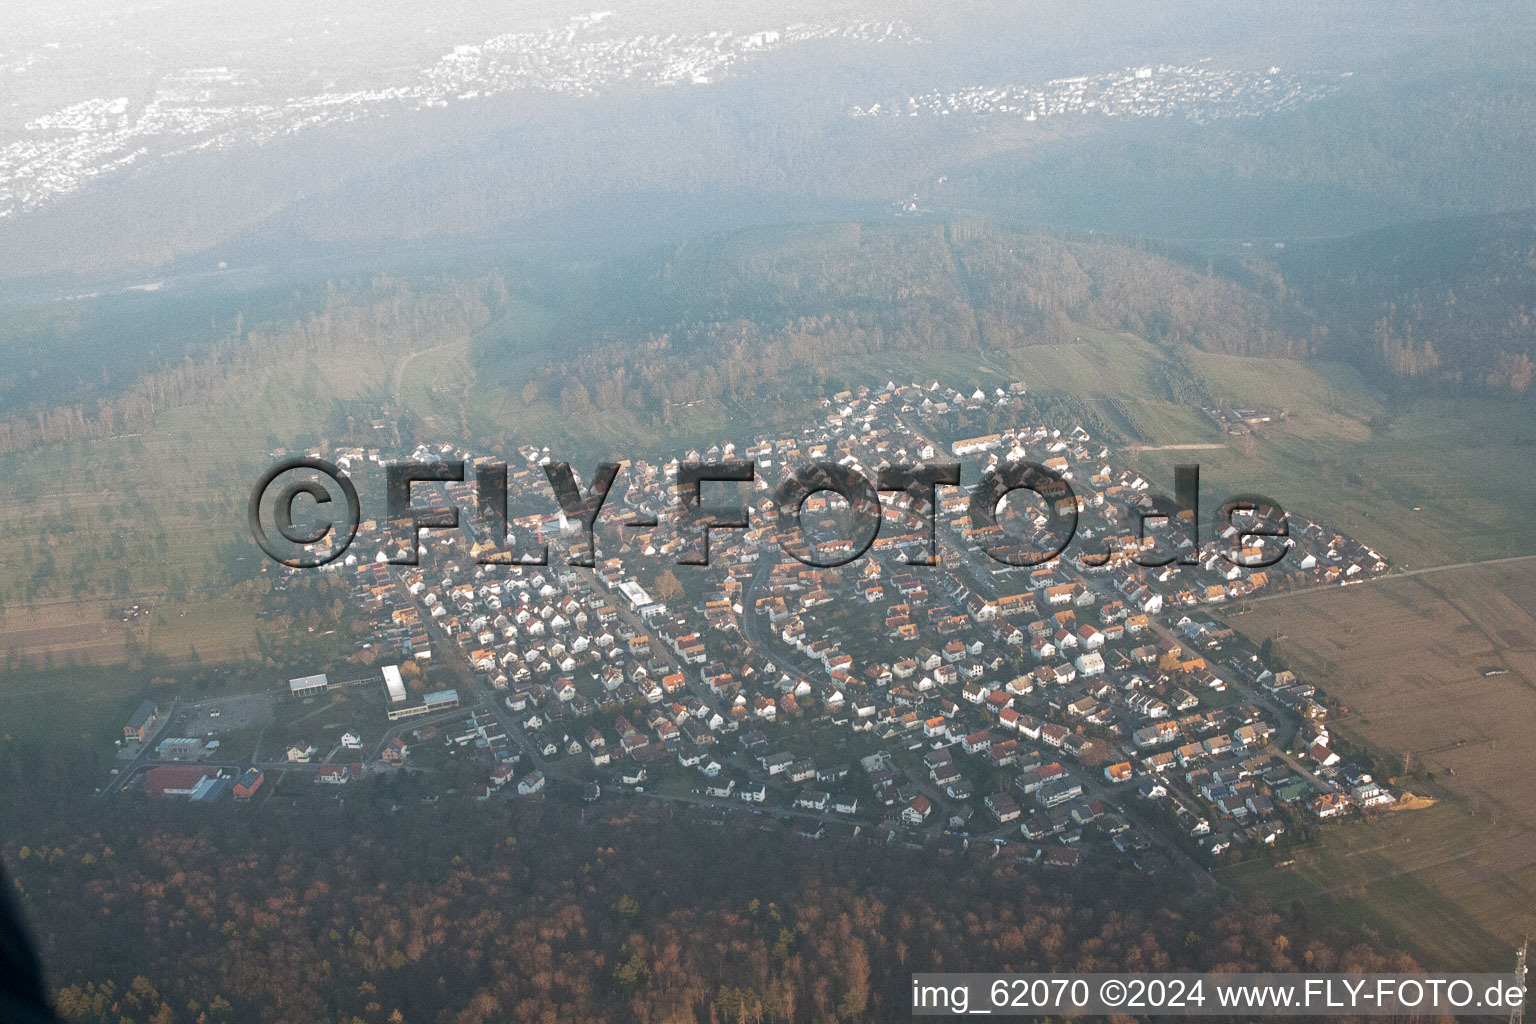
[104,380,1398,880]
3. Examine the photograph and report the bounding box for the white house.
[1075,651,1105,677]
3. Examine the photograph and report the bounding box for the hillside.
[2,214,1534,644]
[506,221,1315,434]
[1281,210,1536,394]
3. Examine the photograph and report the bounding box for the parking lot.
[183,692,276,736]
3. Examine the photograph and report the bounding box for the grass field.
[0,660,284,769]
[1131,397,1534,568]
[0,296,453,670]
[143,599,265,664]
[1006,327,1169,398]
[842,327,1536,568]
[1181,349,1383,442]
[1221,562,1536,968]
[0,585,264,668]
[1218,801,1536,970]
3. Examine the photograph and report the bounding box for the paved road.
[1142,613,1327,771]
[414,591,557,778]
[740,556,823,693]
[1090,774,1222,892]
[100,698,179,797]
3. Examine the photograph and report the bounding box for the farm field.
[0,602,138,669]
[0,292,451,668]
[1218,802,1536,971]
[0,360,347,601]
[1235,563,1536,824]
[1223,562,1536,968]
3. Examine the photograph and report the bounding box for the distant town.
[0,15,913,219]
[851,62,1345,124]
[1,21,1347,225]
[106,380,1401,884]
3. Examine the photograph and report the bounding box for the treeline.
[0,274,506,455]
[1281,210,1536,395]
[0,344,253,451]
[948,225,1315,358]
[7,795,1417,1024]
[507,222,1318,424]
[518,213,1536,411]
[15,207,1534,469]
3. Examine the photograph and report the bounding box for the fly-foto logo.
[250,457,1288,571]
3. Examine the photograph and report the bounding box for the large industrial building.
[381,664,459,721]
[382,664,407,703]
[145,766,219,799]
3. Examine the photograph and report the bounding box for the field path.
[1242,552,1536,606]
[1132,442,1228,451]
[392,338,469,400]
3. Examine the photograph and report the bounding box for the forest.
[6,790,1418,1024]
[0,275,506,456]
[8,9,1535,285]
[501,221,1322,434]
[1278,210,1536,394]
[511,215,1536,428]
[5,209,1533,463]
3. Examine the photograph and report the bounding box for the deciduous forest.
[8,795,1414,1024]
